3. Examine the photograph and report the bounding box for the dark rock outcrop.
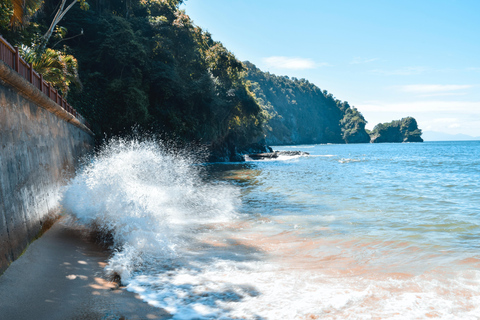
[247,150,310,160]
[209,140,273,162]
[344,129,371,144]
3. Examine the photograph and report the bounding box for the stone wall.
[0,62,93,274]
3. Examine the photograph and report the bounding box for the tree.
[8,0,43,27]
[38,0,89,53]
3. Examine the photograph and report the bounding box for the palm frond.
[10,0,43,27]
[20,46,81,95]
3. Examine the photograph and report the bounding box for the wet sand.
[0,216,171,320]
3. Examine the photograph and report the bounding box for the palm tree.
[21,46,82,96]
[9,0,43,27]
[6,0,85,95]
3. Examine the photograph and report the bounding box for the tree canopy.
[244,61,370,145]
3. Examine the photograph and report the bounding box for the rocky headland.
[369,117,424,143]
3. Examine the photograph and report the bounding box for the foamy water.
[62,140,480,319]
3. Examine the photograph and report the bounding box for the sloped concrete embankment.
[0,61,94,274]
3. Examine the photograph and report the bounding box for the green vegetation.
[0,0,42,46]
[370,117,423,143]
[2,0,86,96]
[245,62,370,145]
[1,0,265,160]
[20,46,81,95]
[7,0,43,26]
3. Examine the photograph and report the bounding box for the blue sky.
[181,0,480,137]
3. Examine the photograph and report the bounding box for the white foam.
[125,245,480,320]
[61,137,239,280]
[338,158,362,164]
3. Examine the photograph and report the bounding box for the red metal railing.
[0,34,90,129]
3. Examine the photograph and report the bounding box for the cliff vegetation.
[245,62,370,145]
[369,117,423,143]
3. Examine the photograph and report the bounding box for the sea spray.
[61,137,240,280]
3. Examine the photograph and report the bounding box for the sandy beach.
[0,216,171,320]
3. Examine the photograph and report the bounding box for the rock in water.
[247,150,309,160]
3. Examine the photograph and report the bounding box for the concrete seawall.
[0,61,94,274]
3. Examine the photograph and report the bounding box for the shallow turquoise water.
[232,141,480,254]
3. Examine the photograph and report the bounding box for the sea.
[61,139,480,319]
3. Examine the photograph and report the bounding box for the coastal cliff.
[244,62,370,145]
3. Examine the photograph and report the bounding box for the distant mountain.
[422,131,480,141]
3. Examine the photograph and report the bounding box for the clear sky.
[181,0,480,137]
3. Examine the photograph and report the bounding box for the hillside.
[244,62,370,145]
[1,0,267,161]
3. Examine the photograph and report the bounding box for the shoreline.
[0,216,171,320]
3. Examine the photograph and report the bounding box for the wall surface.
[0,65,93,274]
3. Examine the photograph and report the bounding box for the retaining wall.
[0,61,93,274]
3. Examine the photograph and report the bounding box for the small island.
[369,117,424,143]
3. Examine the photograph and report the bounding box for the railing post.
[14,46,19,73]
[47,82,51,99]
[39,74,43,92]
[29,63,33,84]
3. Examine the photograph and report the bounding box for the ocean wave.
[61,137,240,280]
